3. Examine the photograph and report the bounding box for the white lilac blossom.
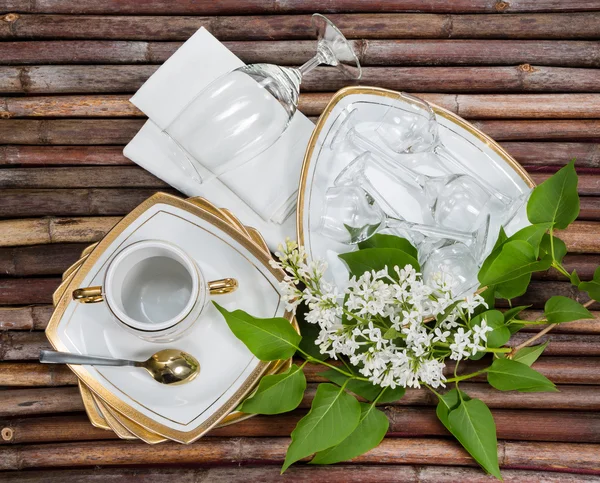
[270,239,492,390]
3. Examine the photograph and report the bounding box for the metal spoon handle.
[40,350,137,367]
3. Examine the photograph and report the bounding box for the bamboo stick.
[2,40,600,68]
[0,331,52,359]
[2,381,600,422]
[3,407,600,445]
[0,466,595,483]
[305,357,600,385]
[471,120,600,141]
[0,387,84,417]
[1,65,600,94]
[2,13,600,41]
[1,356,599,388]
[5,167,600,194]
[519,311,600,333]
[0,243,89,276]
[0,279,60,306]
[0,189,176,218]
[0,120,144,144]
[6,0,599,14]
[0,306,54,331]
[0,167,165,189]
[5,119,600,145]
[2,187,595,219]
[504,143,600,169]
[3,93,600,119]
[2,301,598,333]
[0,217,120,247]
[0,278,586,309]
[2,328,600,361]
[0,437,599,471]
[0,217,594,251]
[0,363,77,387]
[0,143,597,170]
[0,238,594,281]
[557,222,600,253]
[0,146,132,166]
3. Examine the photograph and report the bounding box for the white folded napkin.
[124,27,315,250]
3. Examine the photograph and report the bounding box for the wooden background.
[1,0,600,481]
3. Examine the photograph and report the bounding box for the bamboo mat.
[1,1,600,481]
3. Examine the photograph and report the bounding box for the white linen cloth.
[124,27,315,249]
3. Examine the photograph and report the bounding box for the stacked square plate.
[47,193,297,443]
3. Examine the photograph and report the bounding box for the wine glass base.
[312,13,362,80]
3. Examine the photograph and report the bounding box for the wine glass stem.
[435,144,512,205]
[385,217,473,244]
[349,129,424,188]
[298,53,325,76]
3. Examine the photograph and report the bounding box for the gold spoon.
[40,349,200,385]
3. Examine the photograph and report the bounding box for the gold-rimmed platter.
[297,86,536,287]
[47,193,297,443]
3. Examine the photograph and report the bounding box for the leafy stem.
[445,369,487,384]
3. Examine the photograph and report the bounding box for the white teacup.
[72,240,237,342]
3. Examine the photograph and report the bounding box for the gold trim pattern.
[296,86,536,246]
[47,192,297,443]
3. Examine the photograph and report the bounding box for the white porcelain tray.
[297,86,535,289]
[47,193,293,443]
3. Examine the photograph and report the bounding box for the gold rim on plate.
[296,85,536,246]
[50,194,297,443]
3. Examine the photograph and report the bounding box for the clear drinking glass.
[319,186,490,262]
[330,107,527,229]
[421,243,479,297]
[164,14,361,183]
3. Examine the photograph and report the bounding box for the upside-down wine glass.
[421,243,479,298]
[319,186,490,262]
[330,108,527,229]
[163,14,362,184]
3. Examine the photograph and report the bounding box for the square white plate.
[47,193,292,443]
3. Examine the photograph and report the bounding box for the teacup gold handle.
[73,286,104,303]
[208,278,238,295]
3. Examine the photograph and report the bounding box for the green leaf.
[311,403,389,465]
[447,398,502,480]
[282,383,361,472]
[539,234,568,264]
[527,159,579,229]
[578,267,600,302]
[508,322,524,334]
[339,247,419,280]
[544,295,593,323]
[358,234,418,260]
[321,370,405,403]
[487,358,557,392]
[509,342,548,366]
[213,303,300,361]
[436,388,469,430]
[570,270,581,286]
[495,273,532,300]
[494,226,509,250]
[383,327,401,340]
[238,364,306,415]
[478,240,551,287]
[503,305,531,323]
[470,310,510,348]
[506,223,552,257]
